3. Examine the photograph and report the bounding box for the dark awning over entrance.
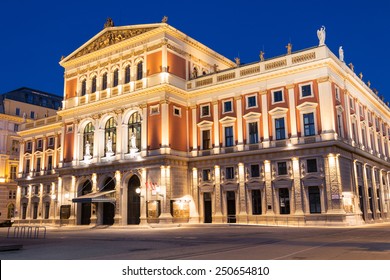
[72,190,116,203]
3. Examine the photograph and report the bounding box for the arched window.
[102,73,108,90]
[136,61,143,80]
[81,79,87,96]
[83,122,94,156]
[91,76,97,93]
[113,69,119,87]
[125,65,131,83]
[128,112,141,152]
[105,117,116,154]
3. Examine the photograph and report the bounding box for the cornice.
[17,122,63,137]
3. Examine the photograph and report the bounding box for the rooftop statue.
[317,25,326,46]
[161,16,168,23]
[104,17,114,28]
[339,46,344,62]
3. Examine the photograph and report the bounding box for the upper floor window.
[273,90,283,103]
[81,80,87,96]
[14,124,19,132]
[125,65,131,83]
[15,108,20,116]
[248,122,259,144]
[250,164,260,177]
[113,69,119,87]
[225,126,234,147]
[223,100,233,113]
[200,104,210,117]
[277,162,288,175]
[10,166,17,180]
[47,155,53,171]
[128,112,141,152]
[335,87,340,101]
[37,139,43,149]
[349,97,354,110]
[173,106,181,117]
[91,76,97,93]
[307,159,318,173]
[105,117,116,154]
[303,112,315,136]
[275,118,286,140]
[202,169,211,181]
[26,141,32,151]
[136,61,143,80]
[48,137,54,147]
[246,95,257,108]
[102,73,108,90]
[300,84,313,98]
[202,130,211,150]
[225,167,235,180]
[30,111,35,119]
[84,122,94,157]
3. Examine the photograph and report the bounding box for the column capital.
[317,75,330,83]
[286,84,295,90]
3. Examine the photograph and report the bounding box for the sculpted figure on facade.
[286,43,292,54]
[339,46,344,62]
[130,133,137,149]
[106,136,113,153]
[317,25,326,46]
[259,51,265,62]
[85,141,91,156]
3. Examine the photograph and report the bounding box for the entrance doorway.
[203,192,212,223]
[128,176,141,224]
[80,180,92,225]
[279,188,290,214]
[102,177,115,225]
[226,191,236,223]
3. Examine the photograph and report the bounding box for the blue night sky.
[1,0,389,101]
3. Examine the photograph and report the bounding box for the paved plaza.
[0,223,389,260]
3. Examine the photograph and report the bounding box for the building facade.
[15,19,390,227]
[0,87,62,222]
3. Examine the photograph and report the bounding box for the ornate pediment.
[67,27,158,61]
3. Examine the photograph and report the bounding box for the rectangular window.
[252,189,262,215]
[279,188,290,214]
[303,112,315,136]
[337,114,343,138]
[173,106,181,117]
[48,137,54,147]
[225,126,234,147]
[202,130,211,150]
[37,139,42,149]
[25,159,30,173]
[8,190,16,199]
[36,158,41,172]
[223,100,233,113]
[277,162,287,175]
[301,84,312,98]
[248,122,259,144]
[250,164,260,177]
[81,80,86,96]
[150,105,160,115]
[200,105,210,117]
[247,95,257,108]
[10,166,17,180]
[273,90,283,103]
[125,66,131,83]
[113,70,119,87]
[275,118,286,140]
[335,87,340,101]
[66,125,73,134]
[307,159,318,173]
[349,97,354,110]
[47,155,53,171]
[16,108,20,116]
[26,141,32,151]
[91,77,97,93]
[202,169,211,181]
[30,111,35,119]
[14,124,19,132]
[226,167,235,180]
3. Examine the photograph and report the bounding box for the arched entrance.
[80,180,92,225]
[102,177,115,225]
[127,175,141,224]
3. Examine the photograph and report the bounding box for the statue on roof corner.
[317,25,326,46]
[162,16,168,23]
[104,17,114,28]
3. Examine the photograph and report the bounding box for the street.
[0,223,389,260]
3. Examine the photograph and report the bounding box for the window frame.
[200,104,211,118]
[299,82,314,99]
[272,88,284,104]
[222,99,233,114]
[246,94,258,109]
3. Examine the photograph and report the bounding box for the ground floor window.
[279,188,290,214]
[44,202,50,219]
[33,203,38,219]
[22,203,27,219]
[252,189,262,215]
[308,186,321,213]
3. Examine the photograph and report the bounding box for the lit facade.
[15,20,390,226]
[0,87,62,222]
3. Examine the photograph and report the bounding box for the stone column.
[237,163,247,222]
[159,165,172,223]
[379,170,387,218]
[317,76,336,141]
[362,164,372,220]
[213,165,223,222]
[213,100,220,154]
[264,160,273,214]
[324,154,344,213]
[261,91,269,148]
[191,105,198,157]
[160,99,170,153]
[371,167,380,220]
[72,120,79,165]
[190,167,200,223]
[115,171,122,224]
[352,160,362,215]
[235,96,244,151]
[90,173,98,225]
[140,104,148,157]
[292,157,304,214]
[287,84,298,144]
[115,110,123,158]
